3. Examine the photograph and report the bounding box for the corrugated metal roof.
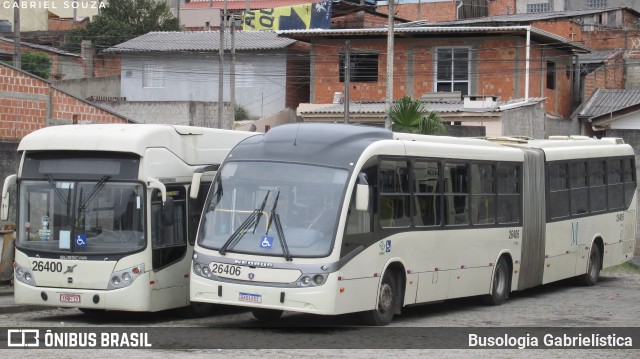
[579,89,640,118]
[578,49,622,64]
[103,31,296,53]
[0,36,80,57]
[400,7,637,27]
[181,0,313,10]
[299,98,544,114]
[277,26,591,53]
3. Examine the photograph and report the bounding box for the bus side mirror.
[355,173,369,212]
[161,197,174,226]
[190,164,219,199]
[1,174,17,221]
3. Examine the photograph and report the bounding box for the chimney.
[81,40,95,78]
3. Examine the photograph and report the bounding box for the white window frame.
[434,46,471,96]
[142,62,165,89]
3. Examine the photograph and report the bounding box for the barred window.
[436,48,470,96]
[587,0,607,8]
[339,53,378,83]
[527,3,551,13]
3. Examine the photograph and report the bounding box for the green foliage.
[388,96,445,135]
[65,0,180,52]
[234,104,249,121]
[21,52,51,79]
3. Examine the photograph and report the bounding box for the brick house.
[279,26,589,136]
[0,37,85,80]
[0,60,132,143]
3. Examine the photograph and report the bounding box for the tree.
[21,52,51,79]
[65,0,180,52]
[388,96,445,135]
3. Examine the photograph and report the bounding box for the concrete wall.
[97,101,233,129]
[444,124,485,137]
[544,115,580,136]
[120,51,288,119]
[501,103,547,138]
[236,108,297,132]
[54,76,121,100]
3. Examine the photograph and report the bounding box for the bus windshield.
[17,180,145,254]
[198,161,349,258]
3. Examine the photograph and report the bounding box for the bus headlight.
[107,264,145,290]
[201,265,211,277]
[14,264,35,286]
[297,273,327,287]
[194,263,202,275]
[313,274,325,285]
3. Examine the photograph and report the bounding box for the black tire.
[578,245,601,286]
[361,271,398,326]
[482,257,510,306]
[78,308,105,315]
[251,308,283,322]
[182,302,213,318]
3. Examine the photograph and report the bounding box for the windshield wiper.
[78,175,110,211]
[219,191,270,256]
[45,174,68,204]
[266,190,292,261]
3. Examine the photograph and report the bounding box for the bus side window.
[379,159,410,228]
[497,164,520,224]
[345,159,377,236]
[470,163,495,225]
[623,157,636,209]
[413,161,441,227]
[589,160,607,213]
[444,162,469,226]
[607,158,625,210]
[570,161,588,215]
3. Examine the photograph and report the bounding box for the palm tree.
[388,96,445,135]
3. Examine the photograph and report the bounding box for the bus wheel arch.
[483,253,512,306]
[361,260,406,326]
[579,237,603,286]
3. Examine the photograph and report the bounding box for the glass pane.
[590,186,607,212]
[497,195,520,224]
[437,82,452,92]
[453,49,469,81]
[590,160,606,186]
[608,159,622,184]
[444,163,468,194]
[570,162,587,188]
[453,82,469,96]
[414,195,440,227]
[444,195,468,225]
[549,163,569,191]
[437,49,452,81]
[625,183,636,209]
[414,161,440,193]
[549,190,570,219]
[571,188,588,215]
[497,165,519,194]
[623,158,635,183]
[608,183,624,210]
[471,164,493,194]
[471,195,495,225]
[380,160,409,193]
[380,195,411,228]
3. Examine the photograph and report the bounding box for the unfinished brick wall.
[0,64,128,142]
[0,40,84,80]
[487,0,516,16]
[93,54,121,78]
[583,53,625,101]
[377,1,457,22]
[311,36,574,117]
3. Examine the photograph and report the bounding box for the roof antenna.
[293,124,300,146]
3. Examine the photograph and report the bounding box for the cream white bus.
[1,124,257,314]
[190,123,636,325]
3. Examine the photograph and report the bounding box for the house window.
[546,61,556,90]
[339,53,378,83]
[142,62,164,88]
[587,0,607,8]
[527,3,551,13]
[435,48,470,96]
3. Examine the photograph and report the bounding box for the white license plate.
[60,294,81,303]
[239,292,262,303]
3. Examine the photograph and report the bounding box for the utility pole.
[217,10,225,128]
[344,40,350,124]
[385,0,395,129]
[230,15,236,130]
[13,6,20,69]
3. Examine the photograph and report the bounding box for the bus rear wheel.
[251,308,283,322]
[482,257,510,306]
[578,245,601,286]
[361,271,398,326]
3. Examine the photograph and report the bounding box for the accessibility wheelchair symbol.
[260,236,273,249]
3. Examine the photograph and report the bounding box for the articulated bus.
[1,124,257,314]
[190,123,636,325]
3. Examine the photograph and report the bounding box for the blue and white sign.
[76,234,87,247]
[386,240,391,253]
[260,236,274,249]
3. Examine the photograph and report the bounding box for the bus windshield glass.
[198,161,349,258]
[17,180,145,254]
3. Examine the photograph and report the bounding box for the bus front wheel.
[578,245,601,286]
[361,270,398,326]
[251,308,283,322]
[483,257,510,306]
